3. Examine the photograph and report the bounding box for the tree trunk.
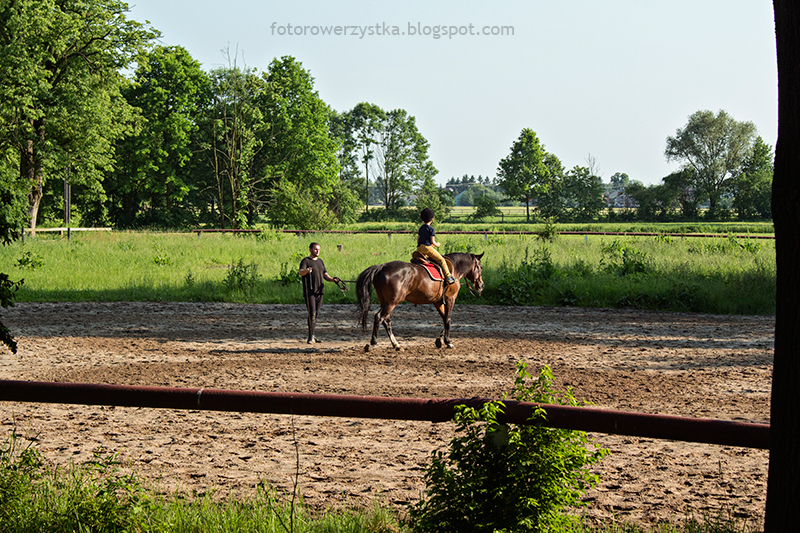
[765,2,800,530]
[21,118,46,232]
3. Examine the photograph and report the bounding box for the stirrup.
[445,276,456,285]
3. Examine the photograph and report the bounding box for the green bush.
[410,362,608,533]
[224,258,260,295]
[497,247,558,305]
[14,250,43,270]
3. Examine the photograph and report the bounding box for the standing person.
[299,242,339,344]
[416,208,456,285]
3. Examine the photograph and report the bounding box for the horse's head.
[466,252,485,296]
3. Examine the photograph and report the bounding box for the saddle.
[411,251,453,282]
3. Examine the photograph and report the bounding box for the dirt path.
[0,302,773,528]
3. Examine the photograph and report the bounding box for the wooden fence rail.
[0,380,770,450]
[21,227,111,243]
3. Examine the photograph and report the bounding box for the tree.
[562,165,605,222]
[471,194,502,220]
[328,109,363,202]
[662,169,700,218]
[625,181,678,221]
[765,2,800,528]
[200,56,267,228]
[537,152,566,220]
[731,137,773,220]
[260,56,343,228]
[414,175,451,221]
[665,109,757,217]
[372,109,437,211]
[608,172,630,192]
[342,102,386,213]
[497,129,551,222]
[0,0,157,231]
[110,45,211,228]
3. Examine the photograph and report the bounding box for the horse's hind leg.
[382,316,400,350]
[370,311,382,346]
[371,303,400,349]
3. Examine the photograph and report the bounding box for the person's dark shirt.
[300,256,326,296]
[418,224,435,246]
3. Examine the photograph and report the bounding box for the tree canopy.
[335,103,437,213]
[665,109,758,217]
[0,0,158,230]
[496,128,551,222]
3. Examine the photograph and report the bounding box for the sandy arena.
[0,301,773,528]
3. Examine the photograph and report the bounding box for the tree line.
[0,1,448,233]
[0,0,774,239]
[482,112,772,223]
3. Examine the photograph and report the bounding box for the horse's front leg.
[433,298,455,349]
[442,296,455,348]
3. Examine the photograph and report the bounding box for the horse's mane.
[444,252,478,276]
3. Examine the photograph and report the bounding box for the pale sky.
[127,0,777,186]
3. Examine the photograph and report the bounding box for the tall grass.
[0,229,775,314]
[0,431,405,533]
[0,431,761,532]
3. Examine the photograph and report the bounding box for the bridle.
[463,259,483,297]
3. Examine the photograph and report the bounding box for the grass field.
[0,226,776,314]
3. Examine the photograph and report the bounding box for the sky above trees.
[127,0,777,187]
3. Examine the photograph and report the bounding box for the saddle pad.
[420,262,443,281]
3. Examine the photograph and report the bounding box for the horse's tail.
[356,264,382,333]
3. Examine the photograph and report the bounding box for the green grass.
[0,430,406,532]
[0,431,762,533]
[0,228,775,314]
[349,206,775,235]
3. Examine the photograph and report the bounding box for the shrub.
[279,251,304,286]
[497,246,558,305]
[410,362,608,533]
[537,218,559,242]
[223,259,260,294]
[600,239,650,275]
[15,250,43,270]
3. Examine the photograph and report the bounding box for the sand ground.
[0,302,773,528]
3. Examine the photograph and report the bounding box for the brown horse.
[356,252,484,350]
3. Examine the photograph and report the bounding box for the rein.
[464,276,479,297]
[334,278,354,294]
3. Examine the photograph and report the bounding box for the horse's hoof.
[394,346,401,352]
[446,342,455,349]
[364,344,371,352]
[435,338,443,348]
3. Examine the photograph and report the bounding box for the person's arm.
[299,259,312,276]
[324,272,339,282]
